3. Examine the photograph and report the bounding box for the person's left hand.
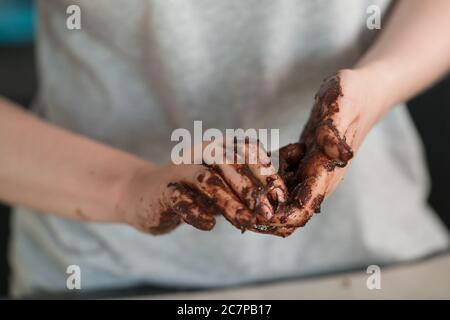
[264,69,385,237]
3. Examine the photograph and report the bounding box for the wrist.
[351,60,398,122]
[110,163,155,226]
[81,151,157,225]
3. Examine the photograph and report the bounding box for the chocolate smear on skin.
[265,176,278,206]
[208,165,256,229]
[311,194,325,213]
[206,175,225,187]
[315,75,343,115]
[236,164,268,216]
[308,75,353,167]
[167,182,218,230]
[147,209,182,235]
[236,165,264,192]
[197,173,205,183]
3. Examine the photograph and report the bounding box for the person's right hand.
[116,140,288,235]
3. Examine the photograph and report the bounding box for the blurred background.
[0,0,449,297]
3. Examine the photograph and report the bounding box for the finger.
[168,183,217,231]
[203,141,266,211]
[244,141,288,205]
[269,204,312,228]
[193,168,257,231]
[213,163,273,219]
[211,139,278,220]
[270,151,329,228]
[294,151,329,210]
[310,75,355,167]
[203,138,287,210]
[270,226,297,237]
[251,224,297,238]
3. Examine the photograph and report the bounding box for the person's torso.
[34,0,388,161]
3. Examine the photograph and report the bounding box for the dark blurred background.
[0,1,449,297]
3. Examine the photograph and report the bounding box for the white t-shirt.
[10,0,449,296]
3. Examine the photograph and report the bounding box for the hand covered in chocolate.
[119,139,288,235]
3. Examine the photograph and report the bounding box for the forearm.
[0,97,156,223]
[355,0,450,119]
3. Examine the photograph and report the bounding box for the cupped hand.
[265,69,382,236]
